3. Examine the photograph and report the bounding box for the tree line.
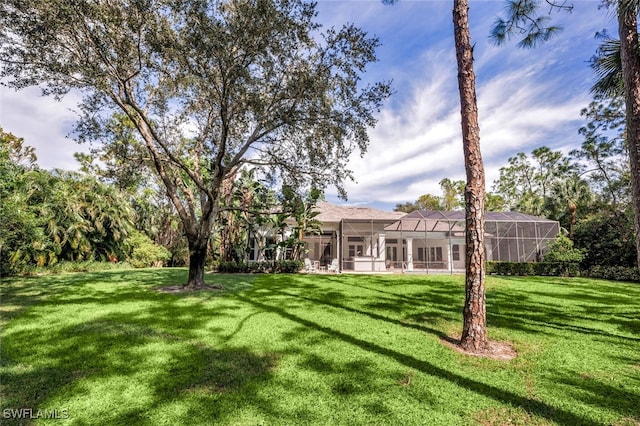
[0,126,325,275]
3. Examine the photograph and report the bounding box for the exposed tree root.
[441,335,517,361]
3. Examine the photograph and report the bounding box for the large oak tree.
[0,0,390,287]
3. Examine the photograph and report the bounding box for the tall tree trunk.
[186,237,208,289]
[618,3,640,269]
[453,0,487,352]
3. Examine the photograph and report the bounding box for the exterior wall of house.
[339,220,388,272]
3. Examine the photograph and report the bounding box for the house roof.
[313,201,406,223]
[385,209,558,232]
[403,210,558,222]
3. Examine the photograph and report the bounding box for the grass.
[1,270,639,425]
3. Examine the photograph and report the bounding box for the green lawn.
[1,270,639,425]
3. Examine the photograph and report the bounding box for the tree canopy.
[0,0,391,286]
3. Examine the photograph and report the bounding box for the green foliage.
[573,97,629,208]
[278,186,323,260]
[1,130,140,275]
[487,261,535,276]
[584,265,640,282]
[127,231,171,268]
[215,169,279,263]
[544,235,585,264]
[486,261,580,277]
[217,260,303,274]
[492,147,573,216]
[17,260,133,276]
[273,260,305,273]
[490,0,573,48]
[0,0,392,286]
[573,209,637,268]
[484,192,507,212]
[217,261,252,273]
[394,178,465,212]
[438,178,465,210]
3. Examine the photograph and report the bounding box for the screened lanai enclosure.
[302,205,560,273]
[370,210,561,273]
[250,202,561,274]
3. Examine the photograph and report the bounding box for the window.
[417,247,425,261]
[386,246,398,261]
[452,244,460,261]
[248,237,256,261]
[349,244,363,258]
[429,247,443,262]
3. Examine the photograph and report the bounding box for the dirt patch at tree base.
[440,335,517,361]
[155,284,224,293]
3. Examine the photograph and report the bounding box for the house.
[250,201,560,273]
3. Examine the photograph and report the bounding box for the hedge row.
[486,261,580,277]
[487,262,640,282]
[216,260,304,274]
[583,265,640,282]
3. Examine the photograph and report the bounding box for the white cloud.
[0,86,87,170]
[335,44,593,207]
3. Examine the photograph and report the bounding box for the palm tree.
[591,34,626,98]
[616,0,640,269]
[546,175,594,239]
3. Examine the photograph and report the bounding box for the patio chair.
[304,258,315,272]
[327,258,339,273]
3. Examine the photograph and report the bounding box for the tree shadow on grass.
[1,315,279,425]
[545,369,640,420]
[1,269,286,425]
[263,286,450,339]
[486,291,640,344]
[234,293,605,426]
[257,274,464,334]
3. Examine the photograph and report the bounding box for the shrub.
[217,261,249,273]
[487,261,580,277]
[274,260,304,273]
[544,235,585,264]
[535,262,580,277]
[17,260,133,276]
[127,231,171,268]
[584,265,640,282]
[216,260,304,274]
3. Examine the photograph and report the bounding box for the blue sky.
[0,1,615,210]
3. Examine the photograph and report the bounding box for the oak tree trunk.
[186,238,208,289]
[618,4,640,269]
[453,0,487,352]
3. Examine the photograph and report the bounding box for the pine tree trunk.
[186,238,208,289]
[618,4,640,269]
[453,0,487,352]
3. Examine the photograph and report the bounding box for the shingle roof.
[404,210,558,222]
[385,209,558,232]
[313,201,406,223]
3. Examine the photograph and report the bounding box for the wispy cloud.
[321,1,607,208]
